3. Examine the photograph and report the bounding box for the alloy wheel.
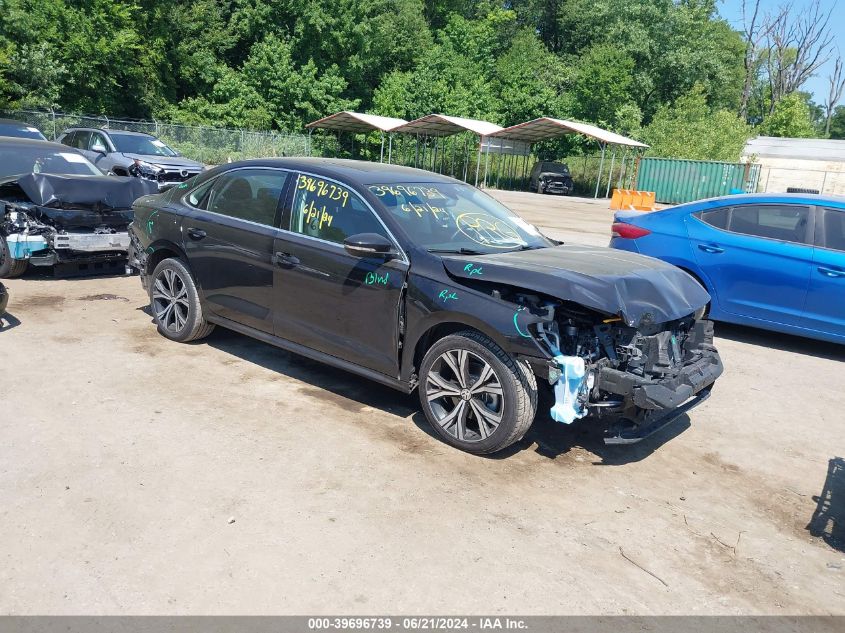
[425,349,504,443]
[152,267,189,333]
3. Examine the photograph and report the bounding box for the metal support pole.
[617,148,628,188]
[432,137,438,172]
[475,139,483,187]
[415,134,419,168]
[450,136,457,177]
[387,134,393,164]
[484,144,492,188]
[605,148,616,198]
[380,132,385,163]
[594,142,606,199]
[463,136,470,182]
[307,128,313,157]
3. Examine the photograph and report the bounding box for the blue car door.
[802,206,845,339]
[686,203,814,326]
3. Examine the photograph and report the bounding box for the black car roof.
[0,136,79,152]
[63,127,155,138]
[220,157,464,185]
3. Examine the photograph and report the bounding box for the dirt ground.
[1,190,843,615]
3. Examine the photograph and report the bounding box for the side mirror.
[343,233,396,259]
[91,143,107,154]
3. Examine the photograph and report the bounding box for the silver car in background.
[58,127,204,189]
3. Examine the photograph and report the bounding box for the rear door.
[802,206,845,338]
[686,203,814,325]
[272,173,408,376]
[181,167,290,334]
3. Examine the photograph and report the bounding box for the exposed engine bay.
[509,290,722,444]
[0,173,157,275]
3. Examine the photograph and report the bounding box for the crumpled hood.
[122,153,203,170]
[4,172,159,210]
[442,244,710,327]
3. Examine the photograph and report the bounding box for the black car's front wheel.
[150,258,215,343]
[419,331,537,454]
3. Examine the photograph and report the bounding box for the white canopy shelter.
[306,111,408,162]
[490,117,648,197]
[389,114,504,184]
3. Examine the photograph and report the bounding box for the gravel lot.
[1,190,843,615]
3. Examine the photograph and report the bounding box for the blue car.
[609,193,845,344]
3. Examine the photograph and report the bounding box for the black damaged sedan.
[129,158,723,455]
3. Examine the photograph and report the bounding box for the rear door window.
[203,169,289,226]
[289,173,388,244]
[696,207,730,230]
[71,131,92,150]
[727,204,810,244]
[819,208,845,252]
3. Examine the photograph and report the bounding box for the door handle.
[187,227,207,240]
[272,251,300,267]
[818,266,845,278]
[698,244,724,254]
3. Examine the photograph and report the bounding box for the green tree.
[567,43,635,126]
[493,29,568,125]
[643,86,751,161]
[828,105,845,139]
[759,93,817,138]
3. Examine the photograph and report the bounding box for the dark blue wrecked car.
[128,158,723,455]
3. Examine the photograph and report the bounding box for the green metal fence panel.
[635,158,760,204]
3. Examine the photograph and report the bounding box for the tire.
[149,257,215,343]
[418,330,538,455]
[786,187,820,194]
[0,234,28,278]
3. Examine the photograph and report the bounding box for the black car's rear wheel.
[0,235,29,279]
[419,331,537,454]
[150,258,214,343]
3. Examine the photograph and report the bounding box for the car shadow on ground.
[807,457,845,553]
[409,402,690,465]
[204,328,419,419]
[715,322,845,362]
[0,311,21,331]
[146,313,697,466]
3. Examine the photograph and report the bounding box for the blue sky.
[718,0,844,103]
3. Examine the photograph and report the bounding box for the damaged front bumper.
[534,318,723,445]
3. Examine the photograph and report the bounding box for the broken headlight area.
[2,202,131,268]
[513,293,723,444]
[0,177,146,273]
[128,159,165,182]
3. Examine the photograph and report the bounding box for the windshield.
[110,133,179,157]
[0,123,47,140]
[0,146,102,178]
[369,182,553,253]
[542,162,569,174]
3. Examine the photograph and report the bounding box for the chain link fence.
[1,108,339,165]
